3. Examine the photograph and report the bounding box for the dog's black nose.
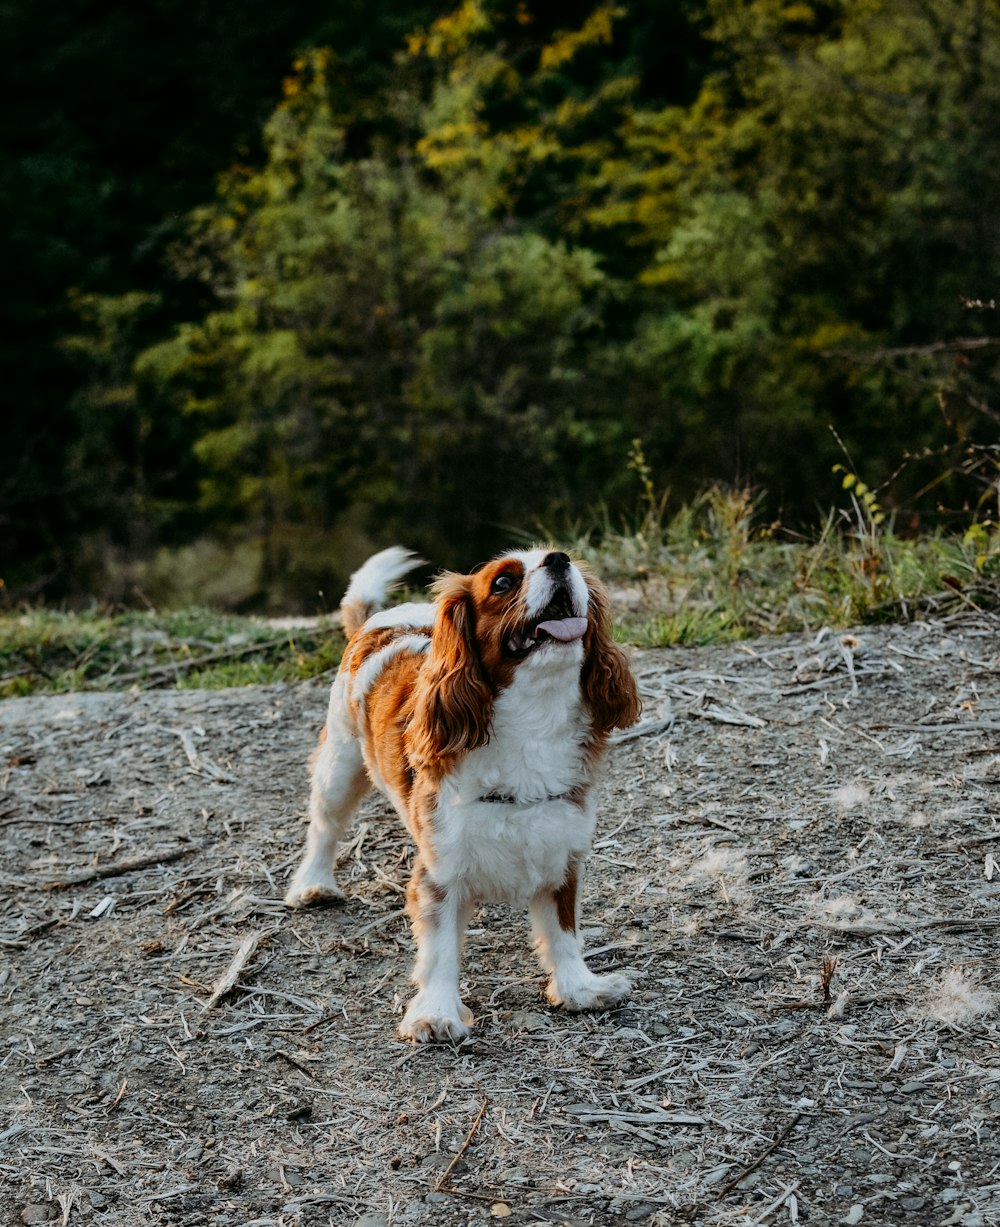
[543,551,571,572]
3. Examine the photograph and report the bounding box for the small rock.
[625,1205,658,1222]
[900,1197,925,1211]
[21,1208,58,1225]
[510,1010,549,1031]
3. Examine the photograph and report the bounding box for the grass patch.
[571,482,1000,648]
[4,486,1000,698]
[0,607,346,699]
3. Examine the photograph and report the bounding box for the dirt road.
[2,613,999,1225]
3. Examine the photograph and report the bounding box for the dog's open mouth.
[504,595,587,657]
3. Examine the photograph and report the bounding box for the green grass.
[572,485,1000,649]
[0,607,347,699]
[3,487,999,698]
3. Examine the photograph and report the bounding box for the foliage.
[574,480,1000,647]
[7,0,1000,606]
[1,0,446,598]
[120,13,643,597]
[585,0,1000,513]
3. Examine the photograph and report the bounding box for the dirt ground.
[2,611,999,1227]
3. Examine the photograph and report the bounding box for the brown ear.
[580,574,641,736]
[405,574,493,772]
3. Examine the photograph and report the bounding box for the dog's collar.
[479,790,576,805]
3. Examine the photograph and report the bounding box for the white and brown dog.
[285,546,641,1041]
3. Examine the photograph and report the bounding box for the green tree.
[131,10,643,601]
[587,0,1000,513]
[1,0,445,597]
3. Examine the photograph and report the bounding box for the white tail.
[340,546,425,637]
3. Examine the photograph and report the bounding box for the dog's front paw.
[548,970,631,1012]
[284,869,345,909]
[399,995,473,1043]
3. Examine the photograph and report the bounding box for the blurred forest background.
[4,0,1000,611]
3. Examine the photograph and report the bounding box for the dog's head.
[405,549,641,772]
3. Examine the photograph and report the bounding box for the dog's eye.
[491,573,517,595]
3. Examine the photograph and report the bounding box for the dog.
[284,546,641,1041]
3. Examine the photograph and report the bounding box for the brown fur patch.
[406,857,447,928]
[553,860,579,933]
[308,725,328,773]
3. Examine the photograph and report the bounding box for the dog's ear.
[580,573,641,736]
[406,573,493,772]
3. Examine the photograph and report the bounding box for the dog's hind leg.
[285,696,369,908]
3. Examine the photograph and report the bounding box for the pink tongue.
[534,617,588,642]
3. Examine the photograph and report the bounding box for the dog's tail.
[340,546,425,638]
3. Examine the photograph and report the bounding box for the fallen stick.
[204,930,271,1009]
[44,845,197,890]
[717,1111,802,1197]
[435,1096,490,1192]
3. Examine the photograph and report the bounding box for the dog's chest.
[427,664,595,900]
[470,664,589,800]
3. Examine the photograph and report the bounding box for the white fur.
[284,673,367,906]
[531,888,632,1010]
[511,548,589,619]
[350,634,430,703]
[400,892,476,1042]
[343,546,424,609]
[433,651,592,894]
[364,602,435,631]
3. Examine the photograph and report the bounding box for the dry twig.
[204,930,272,1009]
[717,1112,802,1197]
[43,845,198,890]
[435,1097,490,1193]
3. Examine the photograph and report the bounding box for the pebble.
[900,1197,926,1211]
[20,1209,58,1225]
